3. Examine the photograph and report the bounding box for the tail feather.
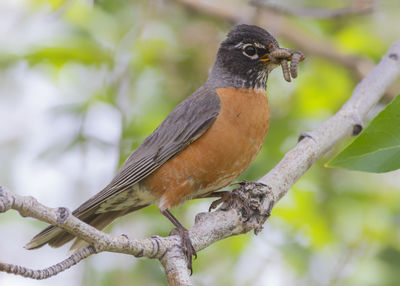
[25,205,147,250]
[24,226,66,250]
[68,211,125,251]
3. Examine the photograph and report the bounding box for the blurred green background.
[0,0,400,285]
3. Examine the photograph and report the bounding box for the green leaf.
[327,94,400,173]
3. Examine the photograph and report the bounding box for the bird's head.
[209,24,303,90]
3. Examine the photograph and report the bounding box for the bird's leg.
[161,209,197,274]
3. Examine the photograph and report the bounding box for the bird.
[25,24,303,272]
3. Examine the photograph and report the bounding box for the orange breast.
[143,88,270,210]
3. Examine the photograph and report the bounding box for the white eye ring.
[242,44,258,60]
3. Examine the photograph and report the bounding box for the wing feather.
[71,86,220,217]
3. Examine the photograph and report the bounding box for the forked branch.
[250,0,374,19]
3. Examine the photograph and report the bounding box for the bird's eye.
[243,45,256,57]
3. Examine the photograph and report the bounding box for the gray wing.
[72,85,221,217]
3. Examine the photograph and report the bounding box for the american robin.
[25,24,303,271]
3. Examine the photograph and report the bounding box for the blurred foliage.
[1,0,400,285]
[328,95,400,173]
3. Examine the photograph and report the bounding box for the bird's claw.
[171,227,197,274]
[208,187,253,220]
[208,191,230,212]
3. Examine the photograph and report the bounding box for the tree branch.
[1,40,399,284]
[0,245,96,279]
[250,0,374,19]
[160,245,192,286]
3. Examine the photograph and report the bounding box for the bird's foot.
[161,209,197,274]
[208,183,253,220]
[170,227,197,274]
[208,181,275,233]
[207,191,230,212]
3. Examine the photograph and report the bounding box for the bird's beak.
[259,53,270,62]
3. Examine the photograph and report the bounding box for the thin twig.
[250,0,374,19]
[0,246,96,280]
